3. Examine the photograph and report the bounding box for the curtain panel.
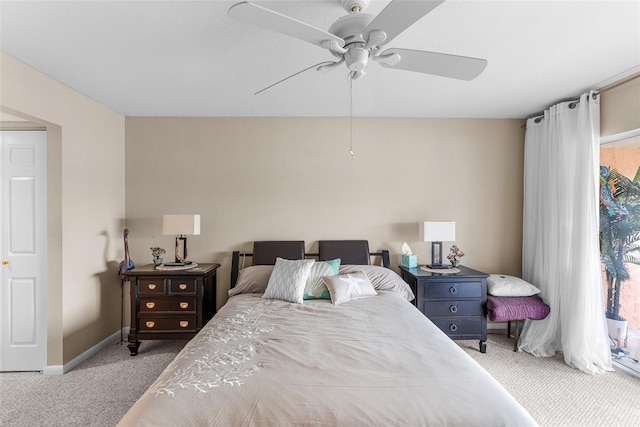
[519,90,612,374]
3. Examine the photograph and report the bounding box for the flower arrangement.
[150,247,166,259]
[447,245,465,262]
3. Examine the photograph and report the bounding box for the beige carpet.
[1,334,638,426]
[459,333,640,427]
[0,339,189,427]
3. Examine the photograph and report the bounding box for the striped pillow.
[262,258,315,304]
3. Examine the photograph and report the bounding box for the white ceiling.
[1,0,639,119]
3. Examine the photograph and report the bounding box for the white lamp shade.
[162,214,201,236]
[421,221,455,242]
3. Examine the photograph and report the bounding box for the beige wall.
[0,52,126,366]
[601,74,640,138]
[125,117,526,309]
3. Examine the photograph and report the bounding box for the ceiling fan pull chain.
[349,75,354,160]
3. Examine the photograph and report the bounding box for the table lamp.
[421,221,455,269]
[162,214,200,264]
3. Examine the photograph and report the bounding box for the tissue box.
[401,254,417,268]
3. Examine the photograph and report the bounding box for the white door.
[0,130,47,371]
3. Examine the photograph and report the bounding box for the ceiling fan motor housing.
[345,46,369,71]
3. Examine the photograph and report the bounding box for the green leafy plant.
[599,166,640,320]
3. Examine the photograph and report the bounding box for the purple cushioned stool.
[486,295,550,351]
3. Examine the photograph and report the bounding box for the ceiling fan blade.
[378,48,487,81]
[228,2,344,49]
[363,0,445,46]
[255,60,340,95]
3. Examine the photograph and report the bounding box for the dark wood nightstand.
[123,263,220,355]
[400,265,488,353]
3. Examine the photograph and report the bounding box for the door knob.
[2,260,8,265]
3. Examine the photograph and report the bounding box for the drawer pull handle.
[179,283,187,290]
[146,302,156,309]
[180,321,189,328]
[148,284,157,290]
[146,321,155,328]
[449,324,458,332]
[449,305,458,313]
[180,302,189,309]
[449,286,457,294]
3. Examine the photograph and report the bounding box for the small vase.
[153,258,163,266]
[451,260,460,267]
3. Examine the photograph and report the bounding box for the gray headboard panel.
[252,241,305,265]
[318,240,370,265]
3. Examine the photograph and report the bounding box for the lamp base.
[164,261,193,267]
[427,264,451,269]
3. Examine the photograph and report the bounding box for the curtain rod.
[526,91,599,124]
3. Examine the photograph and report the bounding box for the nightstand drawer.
[431,317,483,337]
[139,298,196,313]
[138,317,197,332]
[424,281,482,299]
[169,278,197,294]
[138,279,166,295]
[424,300,483,317]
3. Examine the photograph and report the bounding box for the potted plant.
[447,245,465,267]
[150,247,166,266]
[599,166,640,347]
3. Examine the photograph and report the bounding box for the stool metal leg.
[513,319,522,352]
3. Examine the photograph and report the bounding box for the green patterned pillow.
[303,258,340,300]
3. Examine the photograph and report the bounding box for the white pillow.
[322,271,378,305]
[228,265,274,297]
[339,265,415,301]
[487,274,541,297]
[262,258,315,304]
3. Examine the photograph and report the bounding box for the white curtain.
[519,90,612,374]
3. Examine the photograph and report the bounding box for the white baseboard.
[43,327,130,375]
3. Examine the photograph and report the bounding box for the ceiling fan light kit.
[227,0,488,93]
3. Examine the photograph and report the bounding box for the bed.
[118,240,537,426]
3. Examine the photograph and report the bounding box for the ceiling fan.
[227,0,488,94]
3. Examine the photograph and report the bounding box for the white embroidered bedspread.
[118,292,537,426]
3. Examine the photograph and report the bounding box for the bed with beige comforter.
[118,278,536,426]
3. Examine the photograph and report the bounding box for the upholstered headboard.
[230,240,390,288]
[319,240,370,265]
[253,241,305,265]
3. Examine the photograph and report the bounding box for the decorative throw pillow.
[303,258,340,300]
[339,264,415,301]
[322,271,377,305]
[487,274,541,297]
[262,258,315,304]
[228,265,274,297]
